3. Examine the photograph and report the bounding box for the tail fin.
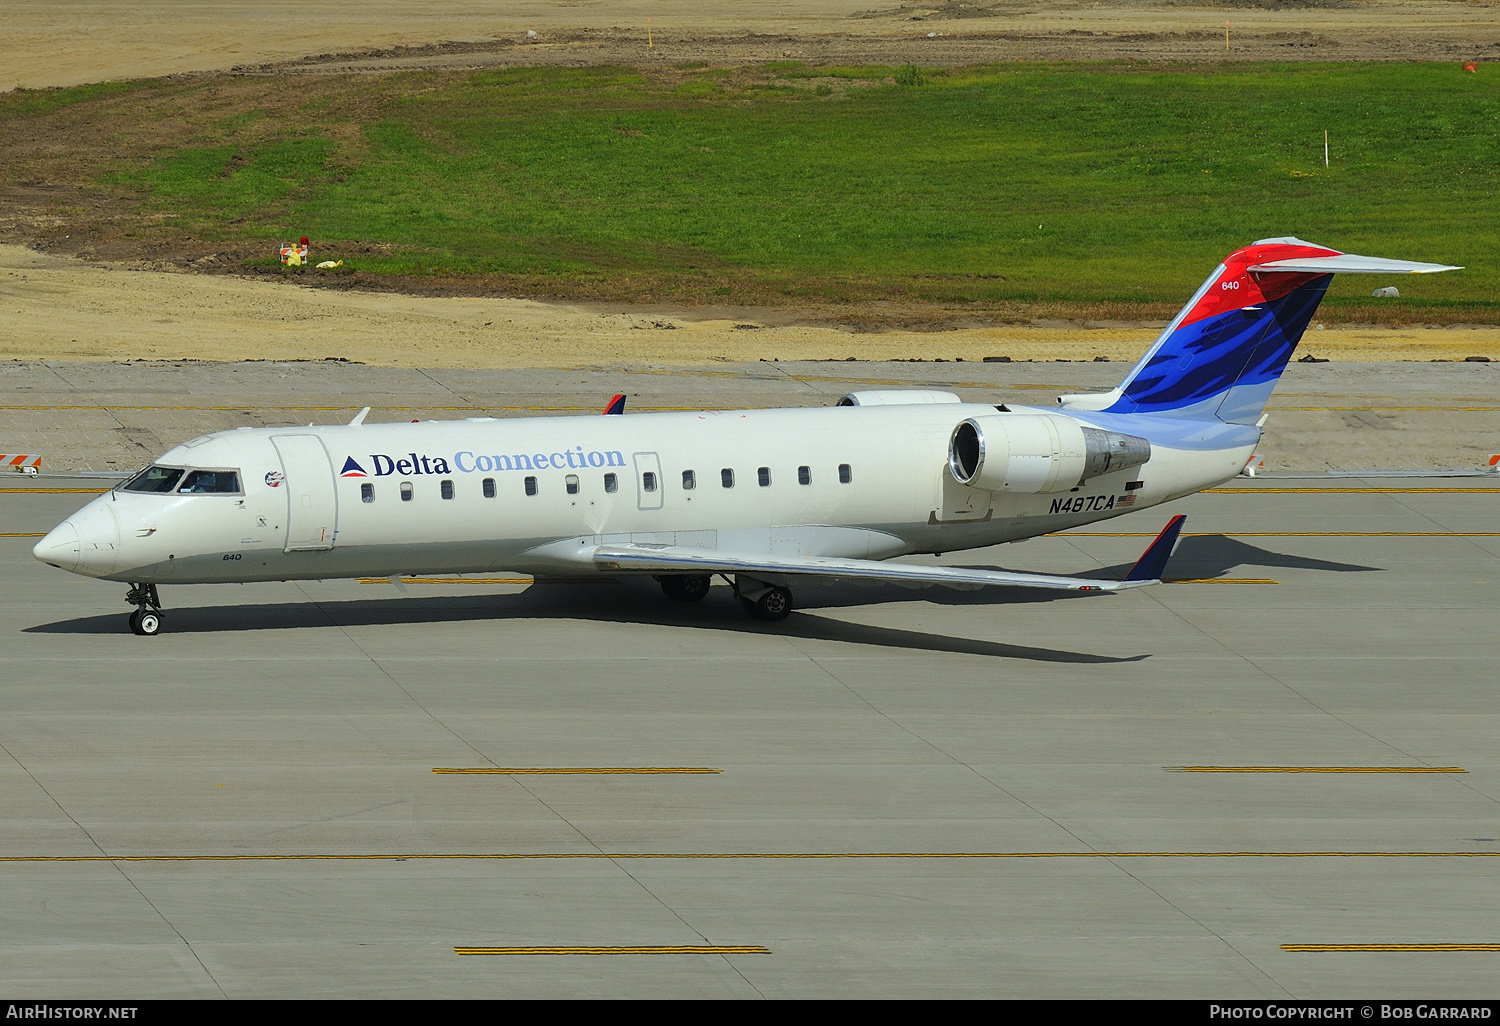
[1061,238,1460,424]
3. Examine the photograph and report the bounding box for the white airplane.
[34,238,1458,635]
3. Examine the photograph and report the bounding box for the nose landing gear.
[125,583,163,636]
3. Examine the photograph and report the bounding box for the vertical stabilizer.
[1072,239,1460,424]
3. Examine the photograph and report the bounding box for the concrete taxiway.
[0,363,1497,998]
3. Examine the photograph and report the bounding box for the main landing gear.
[655,573,794,622]
[734,576,794,623]
[125,583,163,636]
[656,574,712,602]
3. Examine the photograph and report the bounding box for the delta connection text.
[342,447,627,479]
[1209,1007,1493,1020]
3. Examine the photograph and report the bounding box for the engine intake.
[948,414,1150,494]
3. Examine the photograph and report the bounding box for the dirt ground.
[3,244,1494,368]
[4,2,1498,366]
[5,1,1500,91]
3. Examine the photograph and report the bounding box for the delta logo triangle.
[340,456,368,478]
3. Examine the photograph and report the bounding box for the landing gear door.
[271,434,338,552]
[633,451,663,511]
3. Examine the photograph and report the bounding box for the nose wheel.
[125,583,164,636]
[129,608,163,636]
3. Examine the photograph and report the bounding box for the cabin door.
[271,434,339,552]
[633,451,664,511]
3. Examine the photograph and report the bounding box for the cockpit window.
[122,466,184,493]
[177,470,241,494]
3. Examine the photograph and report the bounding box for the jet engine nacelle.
[837,390,962,407]
[947,414,1151,494]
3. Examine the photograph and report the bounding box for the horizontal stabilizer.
[591,546,1155,593]
[1249,254,1462,275]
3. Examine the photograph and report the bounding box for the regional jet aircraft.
[34,238,1458,634]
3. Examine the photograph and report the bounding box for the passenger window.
[682,470,696,490]
[798,466,811,486]
[758,467,771,487]
[839,464,852,484]
[440,479,454,500]
[566,474,579,495]
[525,476,538,496]
[177,470,241,494]
[604,473,618,493]
[721,468,734,489]
[400,481,414,502]
[643,471,657,492]
[482,478,496,499]
[122,465,184,493]
[361,483,374,504]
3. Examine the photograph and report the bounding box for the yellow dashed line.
[456,945,769,955]
[1168,766,1466,774]
[1205,487,1498,494]
[434,767,721,775]
[1064,532,1500,537]
[1283,944,1500,952]
[1166,578,1278,584]
[0,405,701,413]
[3,851,1497,864]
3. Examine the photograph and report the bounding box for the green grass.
[17,63,1500,314]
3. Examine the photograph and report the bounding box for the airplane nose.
[33,520,80,571]
[35,500,120,577]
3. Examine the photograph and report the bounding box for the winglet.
[349,406,370,427]
[603,394,626,416]
[1124,515,1187,582]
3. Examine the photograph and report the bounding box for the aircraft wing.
[591,516,1186,594]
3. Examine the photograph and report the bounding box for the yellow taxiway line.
[455,945,769,955]
[434,767,721,775]
[1168,766,1466,774]
[1204,487,1498,494]
[4,851,1498,864]
[1282,944,1500,952]
[1065,531,1500,537]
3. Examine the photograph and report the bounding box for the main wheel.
[749,586,793,622]
[659,574,711,602]
[136,610,163,636]
[128,609,143,635]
